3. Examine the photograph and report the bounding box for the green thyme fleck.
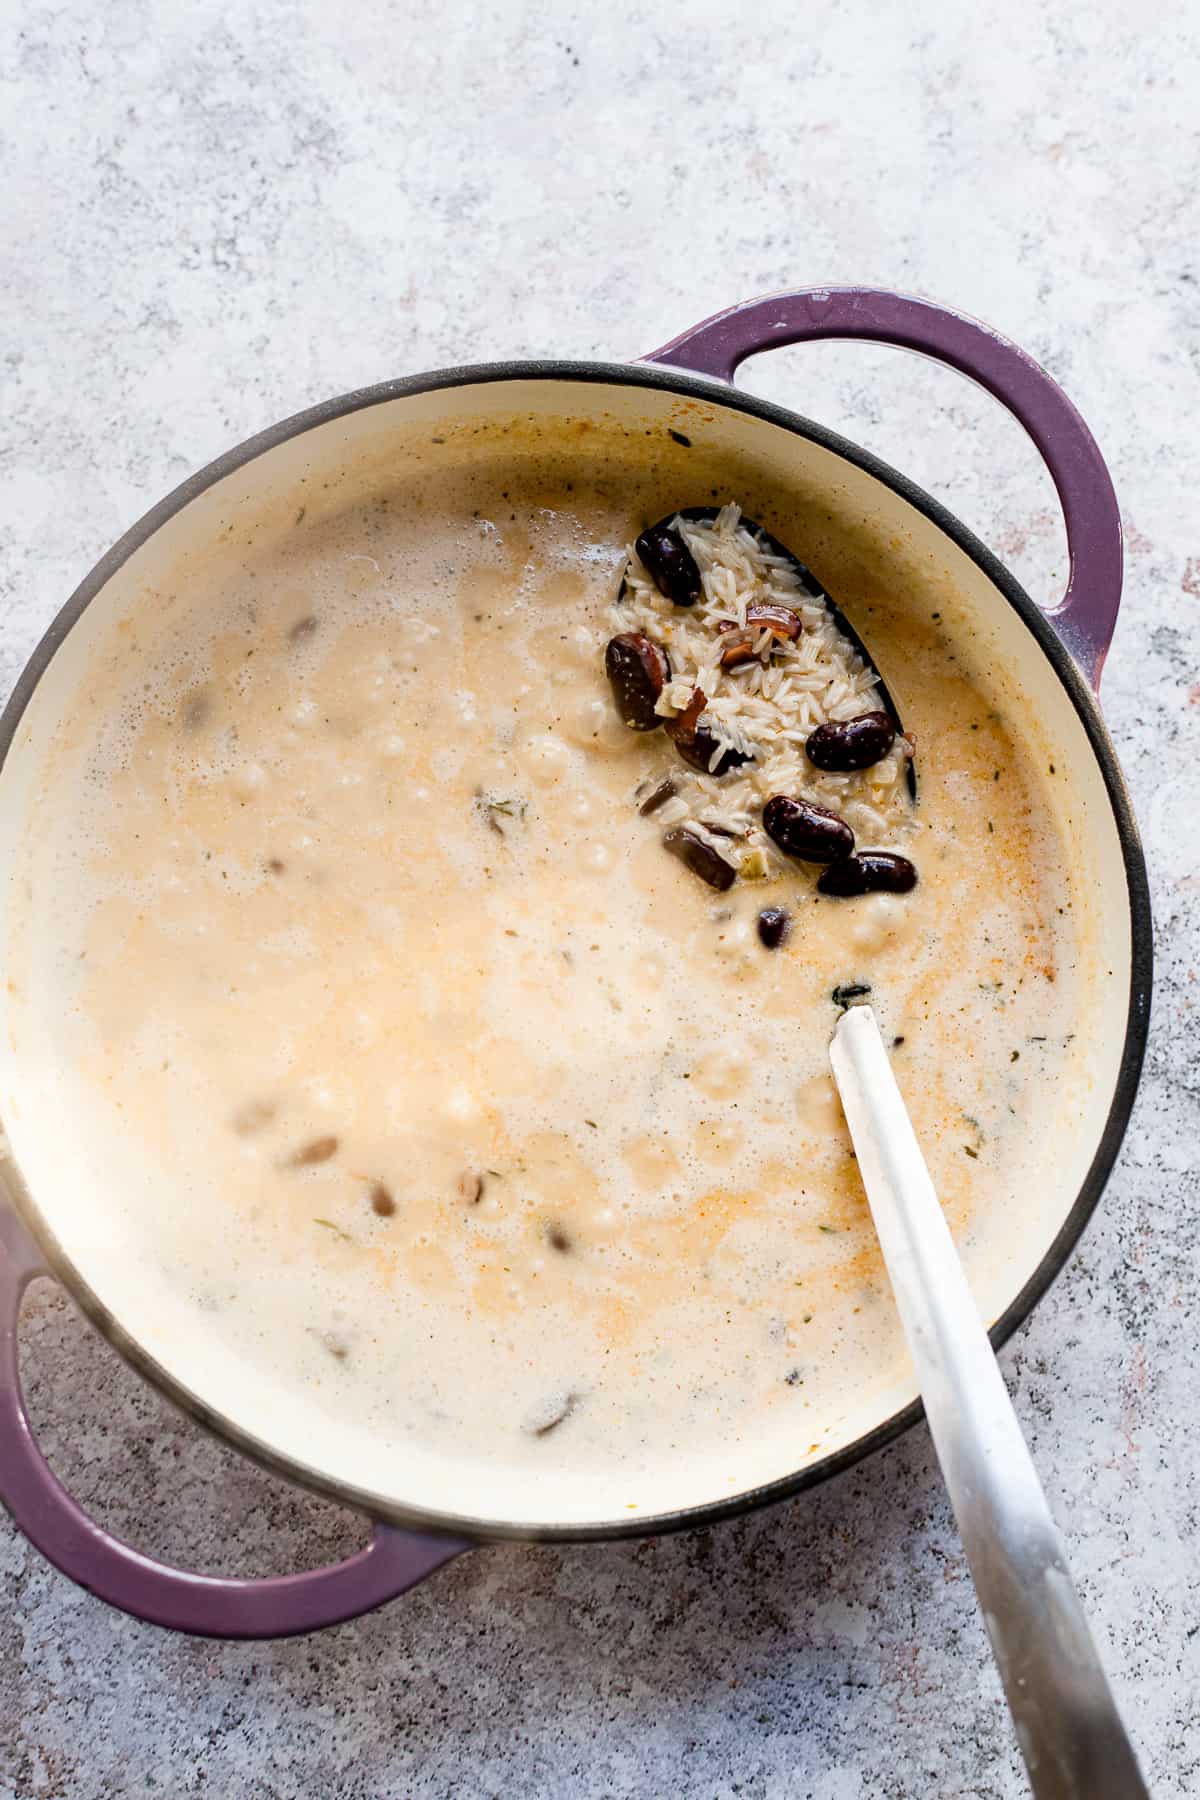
[314,1218,353,1242]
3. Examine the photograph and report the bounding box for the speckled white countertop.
[2,3,1198,1795]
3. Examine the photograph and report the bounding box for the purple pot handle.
[0,1206,469,1638]
[646,288,1122,689]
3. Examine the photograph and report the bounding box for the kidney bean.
[806,710,896,772]
[605,632,671,730]
[756,907,791,949]
[674,726,755,775]
[667,686,706,737]
[637,777,677,816]
[663,827,737,891]
[716,623,756,669]
[747,602,803,640]
[369,1182,396,1217]
[666,687,754,776]
[763,795,854,864]
[818,852,918,896]
[284,1135,340,1168]
[635,524,703,606]
[717,604,804,669]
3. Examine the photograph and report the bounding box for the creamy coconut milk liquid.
[3,436,1091,1522]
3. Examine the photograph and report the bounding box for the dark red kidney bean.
[716,623,756,669]
[670,686,707,735]
[283,1135,340,1168]
[763,795,854,864]
[746,603,803,642]
[635,525,703,606]
[757,907,791,949]
[637,777,677,816]
[817,852,918,896]
[806,710,896,772]
[605,633,671,730]
[666,687,754,776]
[718,604,804,669]
[370,1182,396,1217]
[671,725,754,775]
[662,827,737,891]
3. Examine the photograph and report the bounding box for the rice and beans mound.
[607,504,917,931]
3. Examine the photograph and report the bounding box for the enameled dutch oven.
[0,288,1152,1638]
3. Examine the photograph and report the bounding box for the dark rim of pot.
[0,359,1153,1546]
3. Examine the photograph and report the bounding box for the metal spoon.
[829,1005,1148,1799]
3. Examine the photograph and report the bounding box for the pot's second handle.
[0,1207,468,1638]
[646,288,1122,690]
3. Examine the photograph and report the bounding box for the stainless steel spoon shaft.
[829,1005,1147,1799]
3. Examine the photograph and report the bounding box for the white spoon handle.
[829,1005,1147,1799]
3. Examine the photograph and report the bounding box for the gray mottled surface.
[1,1,1198,1794]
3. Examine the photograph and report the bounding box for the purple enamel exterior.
[647,287,1123,689]
[0,1207,468,1638]
[0,287,1136,1640]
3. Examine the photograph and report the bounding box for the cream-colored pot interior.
[0,374,1136,1533]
